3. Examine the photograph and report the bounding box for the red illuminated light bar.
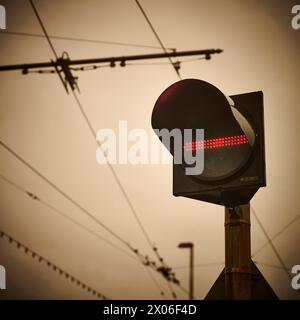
[184,134,249,151]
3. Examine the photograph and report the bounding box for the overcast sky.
[0,0,299,299]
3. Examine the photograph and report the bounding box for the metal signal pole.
[225,203,251,299]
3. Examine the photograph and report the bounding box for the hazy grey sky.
[0,0,299,299]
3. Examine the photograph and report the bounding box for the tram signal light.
[151,79,266,206]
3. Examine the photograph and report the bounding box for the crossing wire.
[0,140,129,247]
[29,0,59,59]
[71,90,155,251]
[0,173,137,262]
[5,0,188,299]
[0,30,175,51]
[0,171,169,298]
[29,0,163,263]
[0,141,167,298]
[132,0,185,299]
[134,0,181,79]
[73,59,180,300]
[251,206,292,280]
[252,213,300,257]
[30,0,180,297]
[251,206,300,299]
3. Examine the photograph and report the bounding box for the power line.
[0,1,220,299]
[0,139,184,297]
[166,281,177,299]
[252,213,300,257]
[129,1,185,298]
[124,57,207,68]
[0,142,172,297]
[7,0,186,299]
[28,0,75,93]
[72,90,180,294]
[72,90,155,254]
[144,268,166,299]
[29,0,58,59]
[0,140,168,278]
[0,173,137,262]
[0,173,172,299]
[0,140,129,247]
[251,205,300,301]
[254,261,285,270]
[0,229,109,299]
[72,89,180,299]
[0,30,175,51]
[250,206,292,280]
[31,0,180,298]
[177,284,190,296]
[134,0,181,78]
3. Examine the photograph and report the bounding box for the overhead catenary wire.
[0,141,171,297]
[72,79,180,299]
[73,91,181,297]
[29,0,59,59]
[126,57,206,66]
[254,261,286,270]
[28,0,75,92]
[252,213,300,257]
[0,141,160,268]
[128,1,184,298]
[4,144,293,285]
[24,0,182,291]
[134,0,181,79]
[28,0,181,298]
[250,206,293,281]
[71,90,155,254]
[144,267,166,299]
[0,30,175,51]
[0,174,170,299]
[0,0,190,299]
[0,229,109,299]
[166,281,177,300]
[0,173,137,262]
[0,140,129,247]
[177,283,190,296]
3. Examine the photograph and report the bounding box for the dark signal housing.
[151,79,266,207]
[173,90,266,206]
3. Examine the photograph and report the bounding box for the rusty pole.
[225,203,251,299]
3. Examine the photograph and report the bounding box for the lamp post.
[178,242,194,300]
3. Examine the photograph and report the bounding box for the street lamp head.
[178,242,194,249]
